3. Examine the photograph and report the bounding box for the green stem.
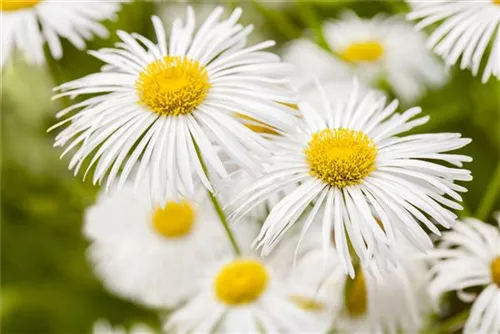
[424,309,470,334]
[192,140,241,255]
[296,1,331,53]
[476,159,500,221]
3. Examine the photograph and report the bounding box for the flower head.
[84,179,256,309]
[229,79,472,276]
[284,12,447,102]
[1,0,125,66]
[165,255,321,333]
[407,1,500,83]
[428,216,500,334]
[274,226,431,334]
[50,7,297,204]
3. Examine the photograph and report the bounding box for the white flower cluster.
[3,1,499,333]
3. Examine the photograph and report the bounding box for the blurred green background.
[1,1,499,333]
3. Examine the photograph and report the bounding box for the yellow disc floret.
[136,56,211,116]
[0,0,40,11]
[290,295,326,312]
[344,270,367,317]
[340,41,384,63]
[214,259,268,305]
[152,200,195,238]
[491,257,500,287]
[305,128,377,188]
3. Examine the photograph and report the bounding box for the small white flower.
[407,0,500,83]
[284,12,447,102]
[92,319,156,334]
[275,227,431,334]
[84,180,255,309]
[334,252,431,334]
[50,7,297,204]
[283,38,347,92]
[229,79,472,276]
[164,255,321,333]
[428,216,500,334]
[1,0,125,66]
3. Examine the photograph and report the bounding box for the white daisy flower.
[274,226,430,334]
[229,80,472,276]
[1,0,125,67]
[84,179,256,309]
[334,255,431,334]
[284,12,447,102]
[164,256,320,333]
[92,319,156,334]
[428,216,500,334]
[50,7,297,204]
[283,38,353,93]
[265,228,340,333]
[407,0,500,83]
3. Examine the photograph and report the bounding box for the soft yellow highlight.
[236,113,278,135]
[214,259,268,305]
[344,270,367,317]
[0,0,40,11]
[340,41,384,63]
[136,56,210,116]
[493,0,500,5]
[290,295,326,312]
[305,128,377,188]
[491,257,500,286]
[152,201,195,238]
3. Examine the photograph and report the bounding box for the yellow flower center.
[136,56,211,116]
[344,270,367,317]
[493,0,500,5]
[305,128,377,188]
[151,200,195,238]
[290,295,326,312]
[214,259,268,305]
[491,257,500,286]
[340,41,384,63]
[0,0,40,11]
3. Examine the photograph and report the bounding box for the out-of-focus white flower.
[284,12,447,102]
[1,0,125,67]
[164,255,321,333]
[407,1,500,83]
[50,7,298,205]
[273,226,431,334]
[92,319,156,334]
[284,38,358,93]
[84,179,256,309]
[332,254,430,333]
[428,216,500,334]
[229,79,472,276]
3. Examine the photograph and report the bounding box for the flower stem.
[192,140,241,255]
[424,309,470,334]
[207,189,242,256]
[296,1,331,53]
[476,159,500,221]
